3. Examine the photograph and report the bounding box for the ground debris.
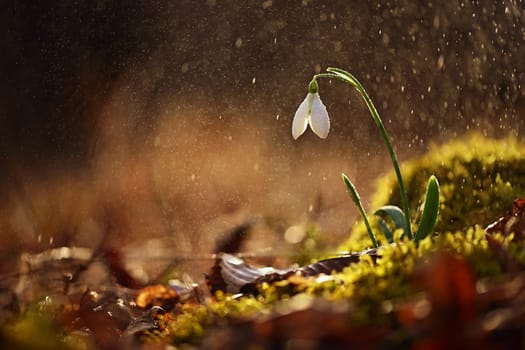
[201,254,525,349]
[207,247,381,295]
[485,198,525,239]
[5,201,525,348]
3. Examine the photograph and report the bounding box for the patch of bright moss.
[340,133,525,251]
[169,292,268,344]
[309,227,501,312]
[168,226,512,345]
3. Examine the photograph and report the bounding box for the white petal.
[309,93,330,138]
[292,94,311,139]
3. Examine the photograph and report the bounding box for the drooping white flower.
[292,89,330,140]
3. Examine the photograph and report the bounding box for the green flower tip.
[308,79,319,94]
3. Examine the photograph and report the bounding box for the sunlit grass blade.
[342,173,378,248]
[414,175,440,243]
[374,205,407,242]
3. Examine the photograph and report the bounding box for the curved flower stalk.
[292,67,440,247]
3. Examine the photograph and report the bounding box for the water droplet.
[433,16,440,29]
[437,55,445,69]
[284,225,306,244]
[235,37,243,48]
[262,0,272,9]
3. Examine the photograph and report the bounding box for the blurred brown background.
[0,1,524,276]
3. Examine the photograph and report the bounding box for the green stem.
[317,69,413,240]
[357,85,413,240]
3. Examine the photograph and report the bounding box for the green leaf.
[342,173,378,248]
[374,205,407,242]
[375,218,394,243]
[414,175,440,243]
[342,173,362,208]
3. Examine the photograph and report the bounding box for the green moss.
[168,226,514,345]
[326,227,501,316]
[169,292,269,344]
[340,133,525,251]
[3,297,86,350]
[169,304,210,343]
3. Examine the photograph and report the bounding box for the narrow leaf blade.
[342,173,378,248]
[415,175,440,242]
[342,173,361,207]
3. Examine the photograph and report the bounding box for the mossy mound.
[340,133,525,251]
[168,227,511,347]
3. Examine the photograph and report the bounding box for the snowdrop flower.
[292,79,330,139]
